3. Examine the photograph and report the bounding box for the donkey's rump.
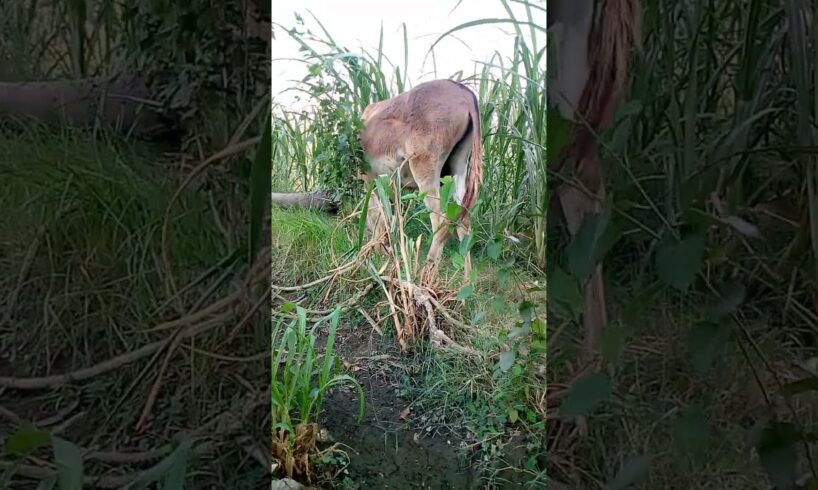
[358,79,484,277]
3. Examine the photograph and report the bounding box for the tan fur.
[359,79,483,277]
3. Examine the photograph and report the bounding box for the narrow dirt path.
[321,327,475,489]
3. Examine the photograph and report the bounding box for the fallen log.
[0,76,179,140]
[271,191,338,213]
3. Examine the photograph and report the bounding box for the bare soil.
[319,327,477,489]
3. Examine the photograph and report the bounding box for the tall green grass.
[583,0,818,335]
[547,0,818,487]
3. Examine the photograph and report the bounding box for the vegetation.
[547,0,818,488]
[272,308,364,482]
[1,0,269,140]
[1,0,271,487]
[272,2,546,487]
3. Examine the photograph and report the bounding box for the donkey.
[358,79,483,278]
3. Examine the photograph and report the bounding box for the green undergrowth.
[271,206,546,485]
[1,126,229,281]
[272,207,353,284]
[400,265,547,486]
[1,126,268,488]
[546,0,818,487]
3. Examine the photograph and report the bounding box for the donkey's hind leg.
[445,132,474,278]
[410,152,449,279]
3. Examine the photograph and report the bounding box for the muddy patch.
[320,328,475,489]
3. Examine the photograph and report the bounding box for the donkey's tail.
[459,85,483,221]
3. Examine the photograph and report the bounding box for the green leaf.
[655,234,706,291]
[688,321,731,375]
[456,285,475,301]
[547,110,573,164]
[446,202,461,221]
[508,324,531,340]
[248,113,272,262]
[123,437,194,490]
[490,296,507,313]
[281,302,297,314]
[451,249,466,269]
[3,428,51,456]
[560,372,611,418]
[518,301,534,324]
[501,257,517,270]
[566,207,619,280]
[547,267,583,320]
[458,234,473,256]
[35,477,57,490]
[672,406,709,459]
[606,454,651,490]
[601,324,625,366]
[757,421,799,490]
[497,268,511,287]
[374,177,393,222]
[508,408,519,424]
[161,437,191,489]
[439,176,454,209]
[531,318,546,337]
[565,211,601,279]
[487,239,502,260]
[498,350,516,372]
[53,437,83,490]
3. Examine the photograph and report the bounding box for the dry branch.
[0,390,269,487]
[0,246,270,390]
[271,191,338,212]
[0,76,176,138]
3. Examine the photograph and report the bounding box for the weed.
[271,307,364,483]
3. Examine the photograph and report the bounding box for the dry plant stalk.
[366,178,476,355]
[272,423,318,482]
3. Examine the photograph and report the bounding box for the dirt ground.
[319,327,476,489]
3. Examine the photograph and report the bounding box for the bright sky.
[272,0,545,108]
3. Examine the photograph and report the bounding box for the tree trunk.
[0,76,178,139]
[271,191,337,213]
